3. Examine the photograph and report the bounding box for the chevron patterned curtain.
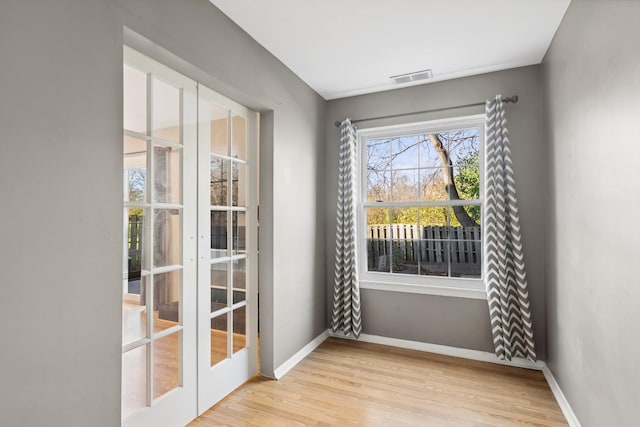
[485,96,536,361]
[331,119,362,338]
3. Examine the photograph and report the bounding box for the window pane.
[367,170,390,202]
[367,206,389,226]
[391,135,419,170]
[419,206,449,230]
[153,270,181,332]
[365,207,390,272]
[446,128,480,164]
[123,65,147,134]
[367,138,390,171]
[210,211,228,259]
[450,239,481,278]
[418,207,449,276]
[419,133,444,169]
[449,206,481,278]
[391,237,419,275]
[152,145,181,204]
[124,136,147,202]
[419,240,449,277]
[231,114,246,160]
[391,169,419,202]
[453,164,480,201]
[153,209,181,268]
[153,332,181,399]
[210,157,228,206]
[448,205,481,228]
[420,167,449,201]
[152,77,181,143]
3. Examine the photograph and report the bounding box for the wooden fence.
[367,224,481,275]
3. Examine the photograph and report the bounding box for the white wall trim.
[542,365,582,427]
[273,329,330,379]
[330,332,544,370]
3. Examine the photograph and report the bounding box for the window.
[358,115,485,297]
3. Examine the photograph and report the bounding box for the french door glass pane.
[209,105,229,156]
[232,258,246,304]
[231,162,246,207]
[153,270,181,332]
[231,114,246,160]
[126,207,146,275]
[123,277,147,345]
[210,263,228,312]
[124,136,147,202]
[153,332,181,399]
[152,77,181,143]
[210,211,228,258]
[122,345,147,419]
[152,145,181,204]
[210,157,228,206]
[210,312,228,366]
[232,307,246,354]
[153,209,182,267]
[232,212,246,254]
[123,65,147,134]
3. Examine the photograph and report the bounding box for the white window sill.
[359,278,487,300]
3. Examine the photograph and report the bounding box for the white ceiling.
[210,0,571,100]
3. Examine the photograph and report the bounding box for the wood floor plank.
[190,338,567,426]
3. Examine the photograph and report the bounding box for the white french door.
[122,47,258,426]
[196,85,258,413]
[122,46,198,427]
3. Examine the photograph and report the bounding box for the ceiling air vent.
[390,69,433,85]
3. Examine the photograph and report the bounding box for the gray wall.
[326,66,548,356]
[542,0,640,425]
[0,0,326,425]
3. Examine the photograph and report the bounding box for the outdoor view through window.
[363,123,482,280]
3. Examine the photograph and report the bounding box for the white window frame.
[357,115,487,299]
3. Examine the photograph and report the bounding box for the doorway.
[121,46,258,426]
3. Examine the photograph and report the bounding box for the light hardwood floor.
[190,338,567,427]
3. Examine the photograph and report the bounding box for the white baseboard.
[329,331,544,370]
[542,365,582,427]
[273,329,330,379]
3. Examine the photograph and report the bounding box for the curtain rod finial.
[335,120,342,127]
[504,95,519,103]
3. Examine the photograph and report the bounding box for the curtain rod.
[334,95,518,127]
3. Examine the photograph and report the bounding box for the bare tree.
[427,134,478,227]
